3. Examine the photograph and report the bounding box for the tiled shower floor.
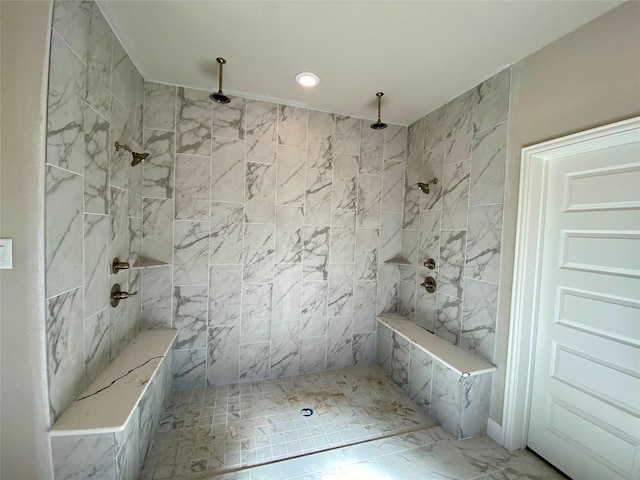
[140,366,435,478]
[141,366,565,480]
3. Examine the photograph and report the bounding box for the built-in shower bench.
[50,329,177,480]
[376,314,496,440]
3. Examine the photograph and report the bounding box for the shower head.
[115,141,149,167]
[418,178,438,194]
[371,92,388,130]
[210,57,231,104]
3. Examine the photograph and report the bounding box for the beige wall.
[493,1,640,423]
[0,1,54,478]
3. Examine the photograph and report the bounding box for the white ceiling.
[98,0,621,125]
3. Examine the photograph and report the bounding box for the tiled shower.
[44,0,509,476]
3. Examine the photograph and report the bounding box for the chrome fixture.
[114,142,149,166]
[421,276,436,293]
[110,283,138,308]
[210,57,231,104]
[370,92,388,130]
[423,258,436,270]
[418,178,438,194]
[112,257,130,274]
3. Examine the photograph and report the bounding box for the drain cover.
[300,408,314,417]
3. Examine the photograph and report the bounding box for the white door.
[527,126,640,479]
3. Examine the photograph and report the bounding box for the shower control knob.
[421,276,436,293]
[423,258,436,270]
[112,257,130,274]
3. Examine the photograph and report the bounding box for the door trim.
[501,116,640,450]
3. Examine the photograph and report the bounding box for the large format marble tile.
[270,321,300,378]
[334,115,361,155]
[47,32,85,174]
[278,105,307,147]
[84,213,109,318]
[84,308,110,386]
[111,38,132,109]
[421,147,444,211]
[129,216,143,267]
[399,280,417,322]
[352,331,375,366]
[109,187,129,263]
[403,173,421,229]
[277,145,306,206]
[143,128,174,199]
[401,229,419,266]
[274,206,304,264]
[305,168,332,225]
[141,267,172,330]
[465,205,503,284]
[129,68,145,147]
[172,348,206,390]
[245,162,276,224]
[332,153,358,210]
[241,283,272,344]
[142,198,173,263]
[442,89,474,166]
[382,157,405,213]
[330,209,356,264]
[207,325,240,386]
[239,342,270,382]
[300,336,326,374]
[419,210,441,266]
[390,332,410,390]
[46,165,83,298]
[376,263,399,315]
[109,271,134,361]
[303,226,330,281]
[430,360,462,438]
[441,160,470,230]
[408,349,432,409]
[115,411,140,480]
[52,433,115,480]
[328,263,354,318]
[357,174,382,228]
[355,228,378,281]
[209,265,242,326]
[144,81,176,131]
[211,137,245,203]
[51,0,90,63]
[436,293,462,346]
[173,285,208,350]
[307,110,334,169]
[210,202,244,265]
[473,68,510,133]
[246,99,277,164]
[438,229,466,299]
[85,2,112,120]
[243,223,275,283]
[273,263,302,323]
[384,124,407,164]
[359,126,384,175]
[84,104,109,214]
[406,117,425,178]
[213,95,245,140]
[415,269,438,333]
[109,98,130,191]
[470,122,508,206]
[326,317,352,370]
[128,147,143,218]
[461,278,498,362]
[424,105,447,153]
[176,87,211,157]
[353,281,377,333]
[301,281,328,337]
[173,220,210,285]
[47,287,83,422]
[174,154,210,221]
[459,373,492,438]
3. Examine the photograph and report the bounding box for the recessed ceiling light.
[295,72,320,88]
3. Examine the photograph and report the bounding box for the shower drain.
[300,408,314,417]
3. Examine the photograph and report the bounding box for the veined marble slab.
[51,329,177,436]
[376,314,495,377]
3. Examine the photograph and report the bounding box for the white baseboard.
[486,417,502,445]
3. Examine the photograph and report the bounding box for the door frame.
[501,116,640,450]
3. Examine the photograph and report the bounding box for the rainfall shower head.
[210,57,231,104]
[371,92,388,130]
[114,142,149,167]
[418,178,438,194]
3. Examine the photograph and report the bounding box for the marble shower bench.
[376,314,495,440]
[50,329,177,480]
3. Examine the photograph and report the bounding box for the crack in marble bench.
[50,329,178,480]
[376,314,496,440]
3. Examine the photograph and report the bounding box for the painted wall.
[495,0,640,424]
[140,83,406,388]
[43,0,145,423]
[0,1,55,478]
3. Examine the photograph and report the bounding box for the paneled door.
[527,122,640,479]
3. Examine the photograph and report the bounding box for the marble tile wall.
[142,82,407,388]
[398,68,510,369]
[45,0,145,423]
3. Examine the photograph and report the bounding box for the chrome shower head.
[210,57,231,104]
[371,92,388,130]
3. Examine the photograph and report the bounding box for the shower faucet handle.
[112,257,130,274]
[110,283,137,307]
